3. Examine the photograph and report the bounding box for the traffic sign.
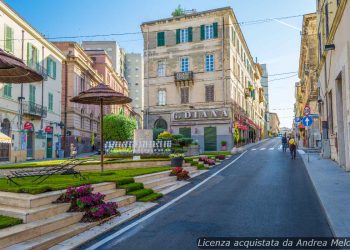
[302,116,313,127]
[304,105,311,116]
[295,117,301,123]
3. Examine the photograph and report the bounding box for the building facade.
[53,42,103,156]
[141,7,265,152]
[269,112,280,135]
[0,1,65,162]
[316,0,350,170]
[260,64,270,137]
[125,53,144,127]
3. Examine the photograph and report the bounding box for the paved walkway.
[301,153,350,236]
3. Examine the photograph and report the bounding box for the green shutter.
[53,61,56,79]
[213,22,218,38]
[188,27,192,42]
[3,84,12,97]
[27,43,32,67]
[157,32,165,47]
[35,48,40,71]
[29,85,36,103]
[4,25,13,53]
[176,29,180,44]
[47,57,51,76]
[48,93,53,111]
[200,25,205,40]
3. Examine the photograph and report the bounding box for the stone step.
[92,182,116,193]
[0,212,83,249]
[143,176,178,189]
[183,166,198,172]
[133,170,171,183]
[152,181,178,193]
[189,170,208,179]
[48,202,158,250]
[102,189,126,201]
[159,181,189,195]
[0,203,70,223]
[182,163,191,167]
[108,195,136,208]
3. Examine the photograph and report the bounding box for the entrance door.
[204,127,217,151]
[0,119,11,161]
[46,134,53,158]
[27,130,34,158]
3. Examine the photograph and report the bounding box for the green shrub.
[120,182,144,192]
[139,192,163,202]
[153,128,166,140]
[191,161,198,167]
[103,113,137,141]
[128,188,154,199]
[197,163,206,170]
[115,178,134,186]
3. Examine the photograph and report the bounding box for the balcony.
[174,71,194,87]
[25,61,49,81]
[22,101,47,118]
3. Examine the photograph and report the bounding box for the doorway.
[27,124,34,159]
[46,133,53,159]
[0,119,11,161]
[335,72,346,167]
[204,127,217,151]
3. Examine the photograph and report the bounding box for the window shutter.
[46,58,51,76]
[188,27,193,42]
[213,22,218,38]
[176,29,180,44]
[27,43,32,67]
[36,48,40,71]
[206,85,214,102]
[53,61,57,79]
[157,32,165,47]
[200,25,205,40]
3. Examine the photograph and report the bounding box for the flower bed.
[55,184,120,222]
[198,156,208,162]
[204,159,216,166]
[169,167,190,181]
[215,155,226,161]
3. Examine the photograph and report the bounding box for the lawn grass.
[0,158,170,169]
[128,188,154,199]
[119,182,144,192]
[0,215,22,229]
[0,167,171,194]
[203,151,231,156]
[139,192,163,202]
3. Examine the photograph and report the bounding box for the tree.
[103,113,137,141]
[172,5,185,17]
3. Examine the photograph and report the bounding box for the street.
[84,138,333,250]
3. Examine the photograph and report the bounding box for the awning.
[0,132,11,144]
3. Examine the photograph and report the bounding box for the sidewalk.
[301,153,350,236]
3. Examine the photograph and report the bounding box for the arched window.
[154,118,167,130]
[1,119,11,136]
[81,109,85,129]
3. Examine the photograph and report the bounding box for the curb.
[299,154,337,237]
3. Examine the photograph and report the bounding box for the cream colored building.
[316,0,350,170]
[269,113,280,136]
[0,1,65,162]
[296,13,321,148]
[141,7,265,151]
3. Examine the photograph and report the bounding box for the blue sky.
[6,0,316,128]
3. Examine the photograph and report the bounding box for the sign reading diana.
[172,109,229,121]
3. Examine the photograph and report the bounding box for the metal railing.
[174,71,194,82]
[25,61,49,80]
[22,101,47,118]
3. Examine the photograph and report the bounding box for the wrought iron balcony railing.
[25,61,49,81]
[22,101,47,118]
[174,71,194,86]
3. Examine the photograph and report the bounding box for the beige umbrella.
[0,131,11,144]
[70,83,132,172]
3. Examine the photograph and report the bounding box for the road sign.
[304,105,311,116]
[295,117,301,123]
[302,116,313,127]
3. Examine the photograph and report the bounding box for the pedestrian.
[70,143,77,159]
[289,136,297,159]
[281,134,288,152]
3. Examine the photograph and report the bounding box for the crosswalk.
[250,146,282,151]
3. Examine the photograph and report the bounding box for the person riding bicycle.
[281,134,288,152]
[289,136,297,160]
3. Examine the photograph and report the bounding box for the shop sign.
[44,126,53,133]
[23,122,33,130]
[172,109,229,121]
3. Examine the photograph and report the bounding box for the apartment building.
[296,13,321,148]
[53,42,103,155]
[125,53,144,127]
[141,7,266,151]
[316,0,350,169]
[0,1,65,162]
[260,64,270,138]
[269,112,280,136]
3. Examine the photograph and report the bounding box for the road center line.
[86,151,248,250]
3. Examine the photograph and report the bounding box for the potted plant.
[221,140,227,151]
[169,153,185,167]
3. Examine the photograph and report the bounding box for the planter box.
[171,157,184,167]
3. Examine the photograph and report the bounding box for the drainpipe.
[62,60,68,155]
[146,28,150,129]
[41,46,45,129]
[222,16,226,106]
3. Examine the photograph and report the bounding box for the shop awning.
[0,132,11,144]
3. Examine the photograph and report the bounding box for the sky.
[5,0,316,128]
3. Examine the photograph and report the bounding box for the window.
[205,54,214,72]
[158,89,166,105]
[47,57,57,79]
[181,87,189,104]
[180,57,189,72]
[48,92,53,111]
[4,25,14,53]
[29,85,36,104]
[157,32,165,47]
[27,43,39,70]
[157,60,166,76]
[200,22,218,40]
[154,118,167,130]
[179,128,191,138]
[81,109,85,129]
[3,84,12,98]
[205,85,214,102]
[80,76,85,92]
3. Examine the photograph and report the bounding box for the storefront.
[170,108,233,152]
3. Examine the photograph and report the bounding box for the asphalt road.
[84,138,333,250]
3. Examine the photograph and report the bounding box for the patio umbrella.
[70,83,132,172]
[0,48,43,83]
[0,131,11,144]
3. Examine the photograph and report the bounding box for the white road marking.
[278,145,282,150]
[260,148,266,151]
[251,149,257,151]
[85,151,248,250]
[269,148,274,150]
[298,149,305,154]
